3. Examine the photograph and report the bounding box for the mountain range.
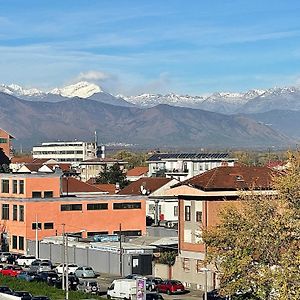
[0,81,299,149]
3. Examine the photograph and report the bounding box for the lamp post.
[200,267,210,300]
[64,229,86,300]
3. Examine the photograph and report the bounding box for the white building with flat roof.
[32,141,98,164]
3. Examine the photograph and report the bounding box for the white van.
[107,279,137,300]
[16,255,36,267]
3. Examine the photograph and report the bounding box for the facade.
[120,177,179,225]
[0,128,14,159]
[147,153,236,181]
[79,158,127,182]
[0,173,147,253]
[162,166,277,291]
[32,141,98,164]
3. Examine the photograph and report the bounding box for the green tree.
[96,163,129,189]
[203,152,300,300]
[112,150,149,169]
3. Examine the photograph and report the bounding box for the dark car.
[205,289,229,300]
[32,297,51,300]
[156,280,185,294]
[145,277,163,291]
[0,286,13,294]
[146,292,164,300]
[34,271,59,286]
[13,291,33,300]
[54,274,79,290]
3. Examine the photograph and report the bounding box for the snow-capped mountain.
[0,81,133,107]
[0,83,43,97]
[50,81,102,98]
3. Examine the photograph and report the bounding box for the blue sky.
[1,0,300,95]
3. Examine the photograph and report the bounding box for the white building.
[147,153,236,181]
[32,141,98,164]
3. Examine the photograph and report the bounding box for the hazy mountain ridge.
[0,92,291,149]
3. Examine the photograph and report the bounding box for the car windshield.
[90,282,97,286]
[170,281,181,285]
[41,262,49,266]
[85,267,93,270]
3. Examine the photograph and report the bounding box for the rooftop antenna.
[94,130,98,146]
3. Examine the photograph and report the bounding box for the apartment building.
[32,141,98,164]
[0,173,146,253]
[147,153,236,181]
[162,165,277,291]
[0,128,14,159]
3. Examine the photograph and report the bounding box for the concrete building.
[0,172,147,253]
[79,158,127,182]
[162,165,278,291]
[0,128,14,159]
[32,141,98,164]
[147,153,236,181]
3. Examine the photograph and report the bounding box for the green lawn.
[0,275,105,300]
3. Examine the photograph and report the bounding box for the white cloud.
[76,70,111,82]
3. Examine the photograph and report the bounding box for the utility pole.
[65,233,69,300]
[35,215,39,259]
[119,223,123,277]
[62,223,65,291]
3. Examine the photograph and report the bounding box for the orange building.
[162,166,278,291]
[0,128,14,159]
[0,173,146,253]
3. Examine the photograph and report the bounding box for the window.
[32,223,42,230]
[1,179,9,193]
[113,202,141,210]
[182,258,191,272]
[0,138,7,143]
[2,204,9,220]
[61,204,82,211]
[87,203,108,210]
[19,236,24,250]
[44,222,54,230]
[19,180,24,194]
[32,191,42,198]
[44,191,53,198]
[174,206,178,217]
[12,235,18,249]
[196,260,204,273]
[19,205,24,222]
[87,231,109,237]
[13,180,18,194]
[13,205,18,221]
[196,211,202,222]
[185,205,191,221]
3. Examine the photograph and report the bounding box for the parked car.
[0,252,11,263]
[145,277,163,291]
[156,280,185,294]
[0,286,13,294]
[54,274,79,290]
[146,292,164,300]
[34,271,59,286]
[13,291,33,300]
[205,289,229,300]
[74,266,96,278]
[30,259,52,273]
[124,274,141,280]
[16,255,36,267]
[55,263,78,274]
[0,265,23,277]
[77,279,100,295]
[17,271,36,282]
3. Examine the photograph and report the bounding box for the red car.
[156,280,185,294]
[0,265,23,277]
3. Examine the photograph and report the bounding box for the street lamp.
[64,228,86,300]
[200,267,210,300]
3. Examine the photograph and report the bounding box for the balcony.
[165,168,189,175]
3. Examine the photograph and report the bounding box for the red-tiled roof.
[266,160,286,168]
[86,178,116,194]
[62,177,105,193]
[177,166,277,191]
[11,157,48,164]
[120,177,172,195]
[20,163,45,172]
[47,163,71,172]
[127,166,148,176]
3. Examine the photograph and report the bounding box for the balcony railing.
[165,168,189,174]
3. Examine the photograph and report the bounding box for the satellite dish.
[141,188,147,195]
